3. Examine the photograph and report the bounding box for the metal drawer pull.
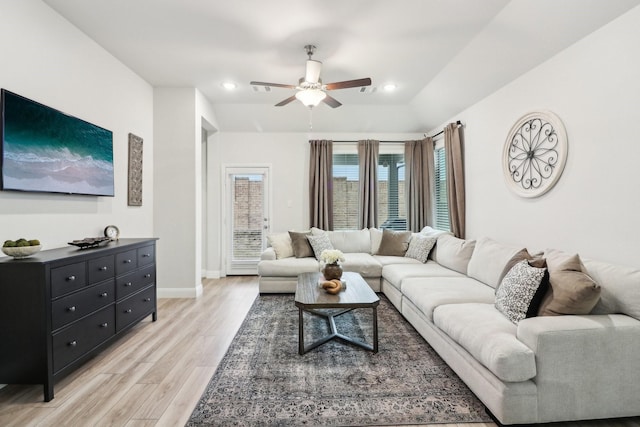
[144,297,151,302]
[125,259,132,263]
[125,282,132,287]
[100,292,108,297]
[100,323,108,328]
[125,309,132,313]
[69,341,77,347]
[142,253,151,257]
[100,266,108,271]
[68,306,76,312]
[67,275,76,281]
[144,274,151,278]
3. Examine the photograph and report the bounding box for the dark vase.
[323,263,343,280]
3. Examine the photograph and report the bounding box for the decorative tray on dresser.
[0,237,158,401]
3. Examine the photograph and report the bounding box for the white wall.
[0,0,154,250]
[215,132,423,235]
[426,5,640,268]
[154,88,218,297]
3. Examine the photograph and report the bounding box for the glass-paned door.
[225,167,269,275]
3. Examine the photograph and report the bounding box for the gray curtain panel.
[404,138,434,232]
[444,123,466,238]
[358,140,379,229]
[309,139,334,230]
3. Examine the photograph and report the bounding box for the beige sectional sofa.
[257,227,640,425]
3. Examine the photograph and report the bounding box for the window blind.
[332,153,359,230]
[434,147,451,231]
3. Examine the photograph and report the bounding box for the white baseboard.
[157,283,203,299]
[204,270,221,279]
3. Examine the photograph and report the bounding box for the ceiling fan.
[250,45,372,109]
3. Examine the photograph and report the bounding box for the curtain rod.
[330,120,462,144]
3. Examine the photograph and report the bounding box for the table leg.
[298,307,304,355]
[372,306,378,353]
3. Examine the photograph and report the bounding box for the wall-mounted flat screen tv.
[0,89,114,196]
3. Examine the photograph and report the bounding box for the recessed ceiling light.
[382,83,397,92]
[222,82,237,90]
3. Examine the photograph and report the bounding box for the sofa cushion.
[405,235,437,263]
[257,257,319,276]
[382,261,464,291]
[401,276,495,321]
[433,303,537,382]
[377,229,412,256]
[323,229,371,253]
[495,260,549,324]
[266,232,293,259]
[431,234,476,274]
[583,258,640,320]
[467,237,529,289]
[538,254,601,316]
[341,253,383,278]
[307,233,334,260]
[374,255,422,267]
[288,231,314,258]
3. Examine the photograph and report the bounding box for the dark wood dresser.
[0,238,158,401]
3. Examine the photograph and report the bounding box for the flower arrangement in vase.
[320,249,345,280]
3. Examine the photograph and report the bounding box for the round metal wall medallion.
[502,111,568,198]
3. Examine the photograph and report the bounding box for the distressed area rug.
[187,294,491,426]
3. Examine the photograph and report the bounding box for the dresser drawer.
[51,262,87,298]
[115,249,138,275]
[116,286,155,332]
[115,265,155,299]
[52,306,115,373]
[88,255,115,284]
[51,280,115,331]
[137,245,155,267]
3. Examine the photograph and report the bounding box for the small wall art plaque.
[128,133,143,206]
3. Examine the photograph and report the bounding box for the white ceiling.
[43,0,640,133]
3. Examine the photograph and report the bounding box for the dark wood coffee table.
[295,271,379,355]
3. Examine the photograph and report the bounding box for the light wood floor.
[0,276,638,427]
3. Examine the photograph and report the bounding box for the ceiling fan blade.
[305,60,322,84]
[322,94,342,108]
[275,95,297,107]
[250,81,296,89]
[325,78,372,90]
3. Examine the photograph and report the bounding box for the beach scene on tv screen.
[1,91,114,196]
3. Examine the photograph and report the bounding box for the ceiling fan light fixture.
[295,89,326,108]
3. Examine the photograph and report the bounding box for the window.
[332,144,406,230]
[434,146,450,231]
[332,152,359,230]
[377,147,406,230]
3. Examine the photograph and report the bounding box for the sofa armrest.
[517,314,640,421]
[260,247,277,261]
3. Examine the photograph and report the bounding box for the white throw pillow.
[369,228,383,254]
[266,232,293,259]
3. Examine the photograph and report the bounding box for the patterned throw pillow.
[495,260,549,324]
[405,235,437,263]
[306,233,334,260]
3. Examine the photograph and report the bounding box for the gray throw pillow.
[288,231,314,258]
[405,235,437,263]
[495,260,549,324]
[306,233,334,260]
[377,229,412,256]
